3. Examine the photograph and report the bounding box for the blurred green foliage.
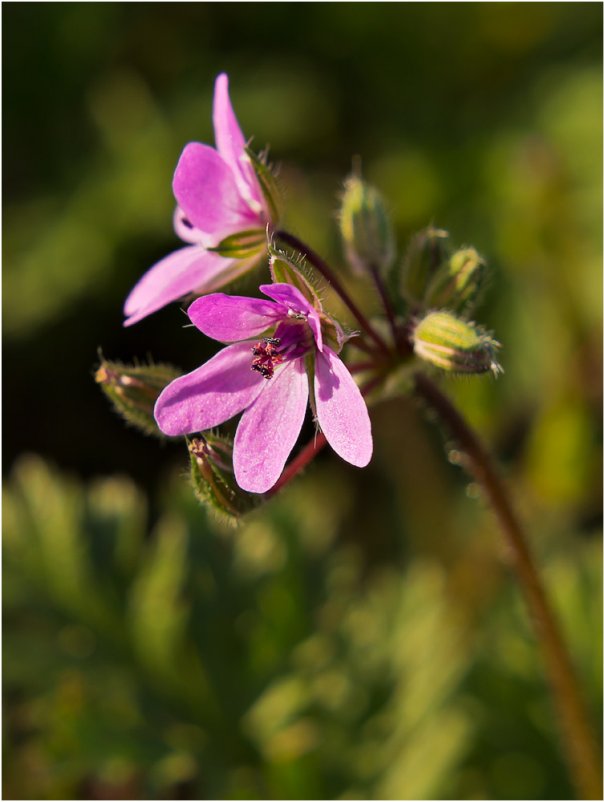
[3,3,602,799]
[4,456,601,799]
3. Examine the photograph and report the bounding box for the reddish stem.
[268,433,328,496]
[414,372,602,800]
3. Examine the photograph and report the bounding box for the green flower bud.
[424,247,487,313]
[95,356,181,437]
[401,226,450,305]
[188,435,261,523]
[339,175,395,276]
[209,228,267,259]
[412,311,502,375]
[245,146,282,225]
[269,250,321,308]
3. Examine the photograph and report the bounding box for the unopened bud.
[401,226,450,304]
[424,247,487,313]
[245,146,282,224]
[412,311,502,375]
[269,250,321,308]
[340,175,395,276]
[95,356,181,436]
[188,435,261,522]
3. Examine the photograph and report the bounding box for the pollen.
[251,337,284,380]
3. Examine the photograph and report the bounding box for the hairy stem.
[275,230,390,355]
[414,372,602,800]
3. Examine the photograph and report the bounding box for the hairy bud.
[188,435,261,522]
[412,311,502,375]
[269,250,321,308]
[401,226,450,305]
[340,175,395,276]
[95,357,181,436]
[424,247,487,313]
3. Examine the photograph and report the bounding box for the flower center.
[251,337,284,380]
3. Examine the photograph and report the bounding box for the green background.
[4,3,602,799]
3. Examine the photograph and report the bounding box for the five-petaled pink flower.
[124,73,268,326]
[154,284,373,493]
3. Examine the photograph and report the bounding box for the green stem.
[275,229,391,355]
[413,372,602,800]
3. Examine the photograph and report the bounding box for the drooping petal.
[124,246,239,327]
[212,73,264,213]
[314,346,372,467]
[172,143,258,242]
[234,358,308,493]
[260,283,323,350]
[188,293,282,342]
[154,342,266,436]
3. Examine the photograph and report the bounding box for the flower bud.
[412,311,502,375]
[339,175,395,276]
[424,247,487,313]
[401,226,450,305]
[269,250,321,309]
[245,146,282,225]
[95,356,181,436]
[188,435,261,522]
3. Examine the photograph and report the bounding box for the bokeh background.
[3,3,602,799]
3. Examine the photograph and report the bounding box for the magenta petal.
[260,283,323,350]
[154,342,265,436]
[314,347,372,467]
[173,206,210,245]
[212,73,263,212]
[234,359,308,493]
[188,293,281,342]
[172,143,257,240]
[124,246,239,327]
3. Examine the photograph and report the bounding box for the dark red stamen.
[251,337,284,380]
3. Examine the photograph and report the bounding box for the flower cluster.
[103,72,501,515]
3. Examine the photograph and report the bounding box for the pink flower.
[154,284,373,493]
[124,74,268,327]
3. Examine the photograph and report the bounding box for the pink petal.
[314,347,372,467]
[124,246,239,327]
[173,206,211,246]
[188,293,282,342]
[154,342,266,436]
[172,143,258,242]
[213,73,264,213]
[234,359,308,493]
[260,283,323,350]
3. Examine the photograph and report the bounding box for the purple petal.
[213,73,264,213]
[188,293,282,342]
[154,342,265,436]
[260,283,323,350]
[314,347,372,467]
[234,358,308,493]
[173,206,210,245]
[172,143,258,242]
[124,246,239,327]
